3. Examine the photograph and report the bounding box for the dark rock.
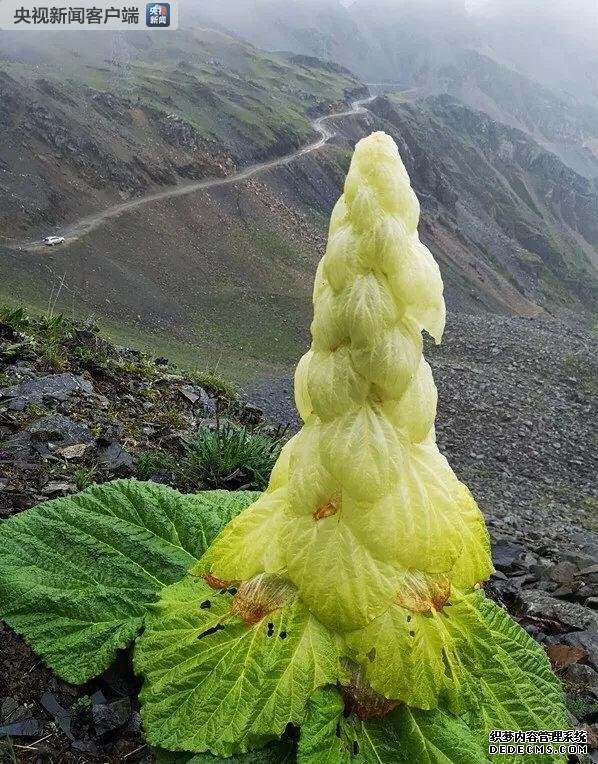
[2,414,94,456]
[73,328,109,354]
[550,560,579,583]
[492,539,526,574]
[71,738,100,756]
[92,698,131,736]
[0,718,41,737]
[0,373,93,406]
[178,384,216,415]
[563,631,598,671]
[124,711,142,736]
[7,398,27,412]
[41,691,73,739]
[517,590,598,632]
[96,440,134,473]
[563,663,598,699]
[40,481,74,496]
[552,581,585,599]
[90,690,107,706]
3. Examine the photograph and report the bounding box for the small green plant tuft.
[189,369,237,399]
[71,694,92,713]
[180,421,282,490]
[0,305,29,331]
[73,467,97,491]
[37,313,70,343]
[136,450,176,480]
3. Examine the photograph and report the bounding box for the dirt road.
[20,95,375,251]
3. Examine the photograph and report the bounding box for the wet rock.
[550,560,579,583]
[2,414,94,456]
[563,663,598,699]
[563,631,598,671]
[0,718,41,737]
[178,384,216,415]
[73,328,109,354]
[517,590,598,632]
[96,439,134,473]
[0,372,93,406]
[492,539,526,574]
[125,711,142,736]
[90,690,107,706]
[92,697,131,736]
[552,581,586,599]
[41,691,73,739]
[40,481,74,497]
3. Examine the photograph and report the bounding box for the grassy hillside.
[1,20,596,382]
[0,26,364,236]
[0,146,352,383]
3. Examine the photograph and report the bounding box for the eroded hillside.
[0,27,364,236]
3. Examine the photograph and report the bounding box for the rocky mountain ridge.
[201,0,598,179]
[0,26,364,236]
[367,94,598,315]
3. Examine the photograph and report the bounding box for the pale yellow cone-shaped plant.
[196,130,493,710]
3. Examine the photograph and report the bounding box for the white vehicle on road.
[43,235,65,246]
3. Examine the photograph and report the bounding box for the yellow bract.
[196,130,492,669]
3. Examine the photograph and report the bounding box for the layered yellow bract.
[198,131,493,706]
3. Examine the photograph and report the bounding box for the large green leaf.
[298,687,487,763]
[0,479,258,683]
[442,593,568,764]
[136,575,341,756]
[155,738,296,764]
[383,706,488,764]
[344,587,568,748]
[298,687,355,763]
[344,600,447,709]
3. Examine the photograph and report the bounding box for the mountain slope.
[2,91,596,385]
[201,0,598,179]
[0,27,364,236]
[1,19,596,381]
[370,94,598,313]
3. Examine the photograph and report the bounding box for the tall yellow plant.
[202,130,491,649]
[136,131,568,762]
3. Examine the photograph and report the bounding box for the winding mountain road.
[20,95,375,251]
